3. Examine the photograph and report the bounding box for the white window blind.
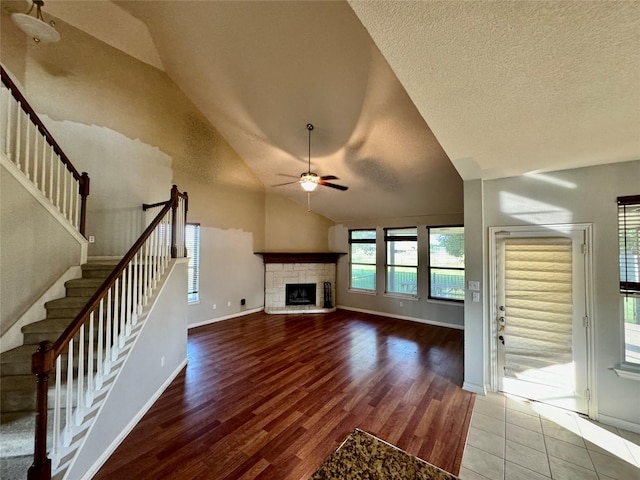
[618,196,640,294]
[618,195,640,364]
[503,238,573,388]
[185,223,200,303]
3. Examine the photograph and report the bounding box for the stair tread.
[65,278,104,288]
[45,297,92,309]
[0,346,37,364]
[22,318,73,333]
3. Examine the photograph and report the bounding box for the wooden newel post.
[170,185,178,258]
[79,172,90,237]
[28,341,53,480]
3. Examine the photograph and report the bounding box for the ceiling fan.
[273,124,348,193]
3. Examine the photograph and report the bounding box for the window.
[618,195,640,365]
[385,228,418,295]
[428,226,464,302]
[349,229,376,291]
[185,223,200,303]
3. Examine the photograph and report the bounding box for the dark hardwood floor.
[94,309,474,479]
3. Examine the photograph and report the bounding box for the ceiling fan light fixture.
[11,0,60,44]
[300,173,319,192]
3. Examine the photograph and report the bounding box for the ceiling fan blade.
[320,175,339,181]
[271,181,299,187]
[319,181,348,191]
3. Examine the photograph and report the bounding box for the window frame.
[349,229,377,292]
[384,227,418,297]
[617,195,640,367]
[185,222,200,304]
[427,225,465,303]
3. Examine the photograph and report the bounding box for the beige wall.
[265,193,335,252]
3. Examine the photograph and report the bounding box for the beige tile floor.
[459,392,640,480]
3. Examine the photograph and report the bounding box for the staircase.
[0,262,115,480]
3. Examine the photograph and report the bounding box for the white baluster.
[119,273,126,347]
[86,312,94,406]
[15,103,21,168]
[96,299,104,389]
[134,251,141,320]
[40,136,46,193]
[63,338,73,447]
[112,279,119,359]
[56,159,61,210]
[48,148,54,201]
[52,356,62,469]
[62,165,67,216]
[125,263,132,336]
[75,325,85,425]
[4,92,11,159]
[105,288,112,372]
[33,131,39,188]
[24,117,30,179]
[143,239,150,306]
[68,170,75,225]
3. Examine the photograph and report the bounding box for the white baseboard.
[188,306,264,329]
[597,414,640,435]
[80,358,188,480]
[463,382,487,395]
[336,305,464,330]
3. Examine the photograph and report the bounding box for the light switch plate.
[468,280,480,291]
[472,292,480,302]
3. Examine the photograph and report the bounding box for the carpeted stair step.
[64,278,105,297]
[0,374,73,413]
[81,263,116,279]
[45,297,93,319]
[21,318,78,345]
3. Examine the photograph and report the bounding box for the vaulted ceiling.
[38,1,640,222]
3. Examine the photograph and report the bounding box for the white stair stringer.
[51,259,188,480]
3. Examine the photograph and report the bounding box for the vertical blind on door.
[503,237,573,389]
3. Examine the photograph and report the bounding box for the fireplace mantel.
[255,252,345,264]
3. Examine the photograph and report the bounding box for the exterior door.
[494,228,590,415]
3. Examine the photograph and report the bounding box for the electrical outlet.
[161,356,165,367]
[88,235,95,243]
[227,301,231,307]
[213,304,216,310]
[241,298,246,306]
[399,301,404,307]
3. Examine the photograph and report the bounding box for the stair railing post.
[79,172,90,237]
[183,191,189,257]
[28,341,53,480]
[170,184,178,258]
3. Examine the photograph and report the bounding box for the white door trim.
[488,223,597,419]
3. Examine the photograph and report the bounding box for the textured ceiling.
[349,1,640,180]
[28,1,640,221]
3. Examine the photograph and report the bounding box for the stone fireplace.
[255,252,344,314]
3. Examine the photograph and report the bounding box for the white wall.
[66,260,188,479]
[187,226,264,327]
[465,160,640,427]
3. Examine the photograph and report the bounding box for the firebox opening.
[286,283,316,306]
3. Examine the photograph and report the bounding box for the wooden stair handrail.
[1,66,90,235]
[28,185,188,480]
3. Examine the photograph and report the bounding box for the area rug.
[310,429,459,479]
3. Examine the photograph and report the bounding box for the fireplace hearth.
[286,283,316,306]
